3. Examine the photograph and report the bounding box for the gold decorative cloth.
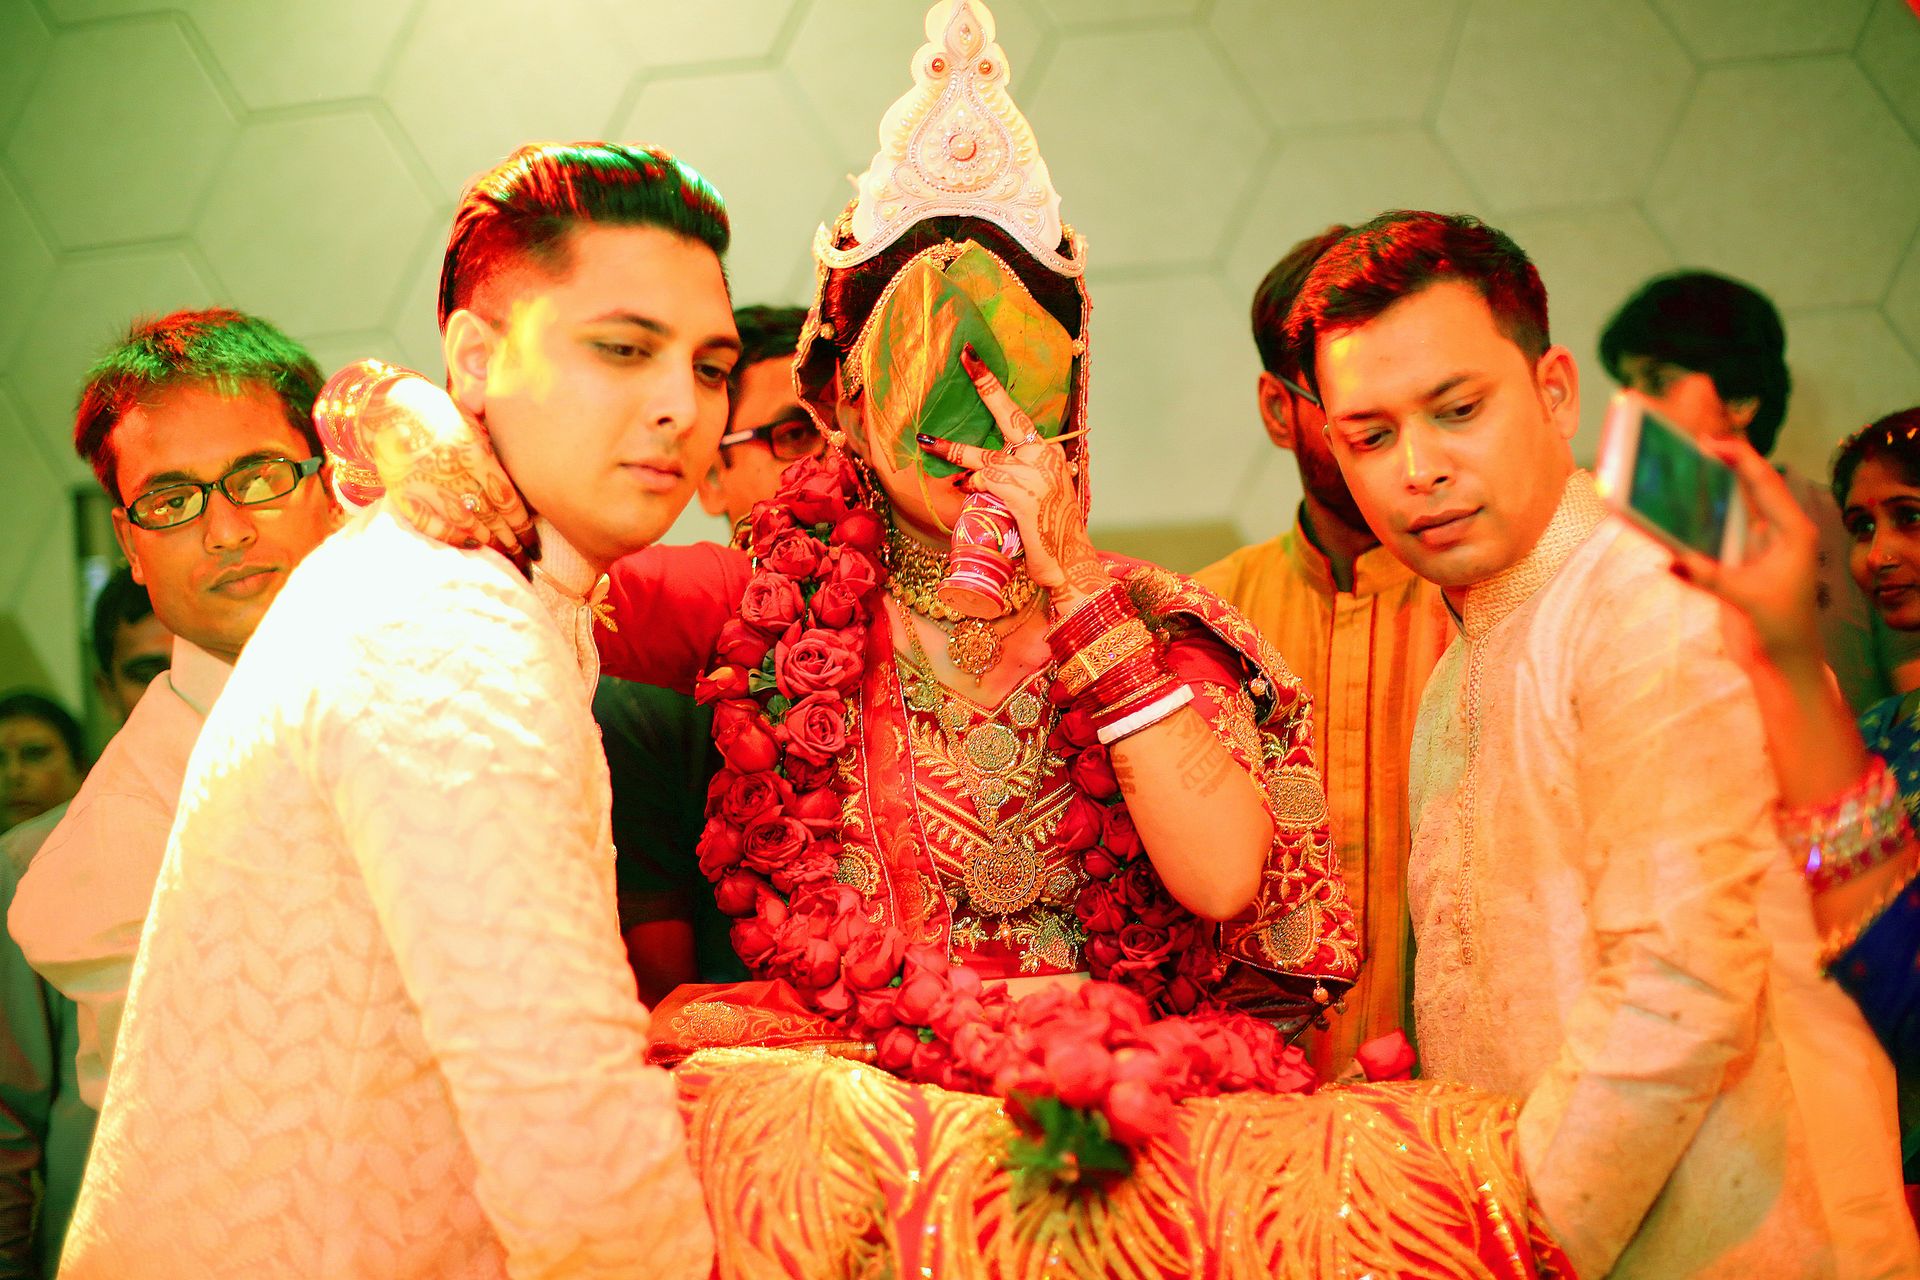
[676,1047,1573,1280]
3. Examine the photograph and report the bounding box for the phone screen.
[1626,410,1738,556]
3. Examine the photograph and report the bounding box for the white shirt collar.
[525,519,607,690]
[165,636,234,718]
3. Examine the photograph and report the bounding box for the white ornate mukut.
[816,0,1084,277]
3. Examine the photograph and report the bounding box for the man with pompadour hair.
[1288,209,1914,1279]
[57,142,726,1279]
[1196,226,1450,1079]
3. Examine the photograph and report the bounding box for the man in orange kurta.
[1197,227,1452,1077]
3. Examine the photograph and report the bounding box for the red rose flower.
[741,817,809,874]
[695,823,744,879]
[784,756,835,794]
[807,581,863,630]
[1161,974,1203,1014]
[1069,744,1120,800]
[717,770,790,828]
[740,570,806,633]
[1268,1043,1319,1095]
[875,1025,919,1071]
[748,502,795,551]
[1043,1038,1114,1109]
[1355,1031,1417,1083]
[695,663,751,704]
[775,628,863,699]
[714,712,780,774]
[1101,807,1144,861]
[840,927,905,993]
[1052,792,1104,855]
[785,783,840,826]
[853,988,901,1032]
[909,1038,955,1088]
[787,469,851,526]
[770,845,836,895]
[1052,705,1099,752]
[1117,922,1172,966]
[1074,882,1128,935]
[715,618,775,668]
[893,968,950,1026]
[761,529,824,580]
[1083,933,1122,977]
[731,916,778,969]
[783,692,849,766]
[813,979,854,1019]
[1104,1077,1178,1146]
[827,547,881,597]
[712,871,762,917]
[831,507,885,553]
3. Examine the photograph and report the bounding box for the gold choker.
[887,526,1038,679]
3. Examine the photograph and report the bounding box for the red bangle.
[1047,583,1133,660]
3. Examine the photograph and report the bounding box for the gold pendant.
[964,835,1044,916]
[945,617,1001,679]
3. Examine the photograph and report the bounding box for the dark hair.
[90,567,156,676]
[1599,271,1792,457]
[439,142,731,330]
[1833,406,1920,508]
[730,304,806,395]
[1283,210,1550,394]
[815,216,1083,361]
[0,690,89,774]
[74,308,324,500]
[1252,224,1349,379]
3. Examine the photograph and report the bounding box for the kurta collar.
[1285,506,1419,600]
[165,637,233,718]
[526,518,608,689]
[1453,470,1608,641]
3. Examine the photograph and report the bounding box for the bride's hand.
[914,345,1109,610]
[364,376,535,560]
[1669,437,1824,678]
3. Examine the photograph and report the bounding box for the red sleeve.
[596,542,752,693]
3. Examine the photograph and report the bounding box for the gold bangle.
[1058,618,1154,696]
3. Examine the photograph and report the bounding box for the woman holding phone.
[1672,407,1920,1181]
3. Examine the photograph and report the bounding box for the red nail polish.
[960,343,980,369]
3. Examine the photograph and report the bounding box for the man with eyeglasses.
[10,307,336,1119]
[692,304,817,537]
[1194,227,1452,1081]
[598,303,810,1003]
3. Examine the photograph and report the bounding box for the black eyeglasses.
[1278,372,1320,408]
[125,456,323,531]
[718,414,825,462]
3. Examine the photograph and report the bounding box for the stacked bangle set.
[1048,583,1192,746]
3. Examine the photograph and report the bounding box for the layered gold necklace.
[886,524,1039,678]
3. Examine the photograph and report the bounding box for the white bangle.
[1094,685,1194,746]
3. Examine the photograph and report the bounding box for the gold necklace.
[897,621,1059,921]
[887,524,1038,679]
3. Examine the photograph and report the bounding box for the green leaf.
[1001,1093,1135,1203]
[747,669,777,694]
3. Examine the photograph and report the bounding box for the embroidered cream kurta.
[61,509,712,1279]
[1410,474,1917,1280]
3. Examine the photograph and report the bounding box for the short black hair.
[1284,210,1550,395]
[74,308,324,501]
[1599,271,1791,457]
[1833,406,1920,508]
[729,304,805,395]
[0,690,89,774]
[90,567,156,676]
[1251,224,1349,379]
[439,141,731,330]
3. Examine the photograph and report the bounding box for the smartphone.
[1595,391,1746,562]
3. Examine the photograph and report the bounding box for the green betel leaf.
[858,243,1074,479]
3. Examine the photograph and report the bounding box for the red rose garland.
[693,452,1317,1170]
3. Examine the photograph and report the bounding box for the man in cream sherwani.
[61,142,740,1279]
[1285,210,1917,1279]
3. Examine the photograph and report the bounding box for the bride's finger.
[957,344,1032,446]
[915,432,997,471]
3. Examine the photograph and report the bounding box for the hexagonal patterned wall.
[2,0,1918,707]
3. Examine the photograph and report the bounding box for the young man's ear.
[695,463,728,517]
[1256,371,1296,452]
[110,509,147,586]
[1724,395,1761,433]
[442,309,499,418]
[1536,345,1581,442]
